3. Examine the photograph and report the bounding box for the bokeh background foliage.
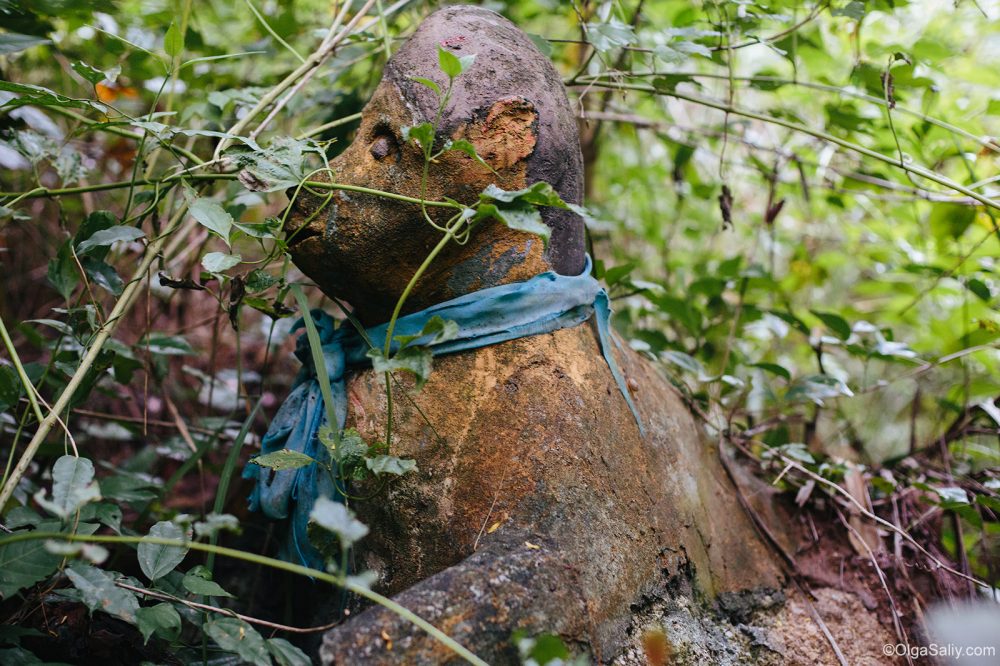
[0,0,998,662]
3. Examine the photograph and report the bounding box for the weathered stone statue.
[279,6,897,664]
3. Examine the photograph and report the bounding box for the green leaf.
[309,496,369,547]
[402,122,435,152]
[368,345,433,389]
[0,33,50,56]
[81,258,124,296]
[267,638,312,666]
[0,525,62,598]
[70,61,106,85]
[527,33,552,57]
[445,138,496,173]
[0,365,22,412]
[785,374,854,405]
[138,521,189,581]
[966,278,991,302]
[164,22,184,57]
[136,603,182,644]
[366,455,418,477]
[410,76,441,95]
[76,226,145,255]
[193,513,240,539]
[481,182,567,208]
[245,269,279,293]
[393,315,459,348]
[832,1,866,20]
[186,194,234,246]
[586,19,636,52]
[929,203,975,241]
[33,455,101,519]
[438,46,474,78]
[204,618,270,666]
[810,310,851,340]
[182,566,234,597]
[47,240,79,301]
[142,334,195,356]
[229,137,311,193]
[65,564,140,623]
[44,540,108,564]
[249,449,317,471]
[201,252,242,274]
[475,203,550,247]
[0,81,108,113]
[752,362,791,381]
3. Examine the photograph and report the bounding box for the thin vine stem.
[569,79,1000,211]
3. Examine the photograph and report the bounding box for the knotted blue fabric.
[245,257,642,569]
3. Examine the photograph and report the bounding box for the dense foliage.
[0,0,997,663]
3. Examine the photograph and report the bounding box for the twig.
[779,457,986,588]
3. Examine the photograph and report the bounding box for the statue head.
[284,5,585,323]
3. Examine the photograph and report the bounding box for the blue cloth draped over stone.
[244,257,643,569]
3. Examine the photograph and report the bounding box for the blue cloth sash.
[245,257,642,568]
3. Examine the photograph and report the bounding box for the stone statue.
[279,6,897,664]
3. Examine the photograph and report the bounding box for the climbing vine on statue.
[0,0,997,663]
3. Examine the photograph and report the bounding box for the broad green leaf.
[249,449,316,470]
[0,33,50,56]
[480,182,567,208]
[752,363,791,381]
[138,521,189,581]
[245,269,279,293]
[527,33,552,57]
[34,455,101,519]
[187,194,234,246]
[136,603,182,644]
[368,345,433,389]
[393,315,459,347]
[309,497,368,547]
[228,137,311,192]
[0,365,22,411]
[267,638,311,666]
[475,203,550,247]
[70,61,106,85]
[586,19,636,52]
[437,46,464,78]
[928,203,975,241]
[410,76,441,95]
[47,240,78,300]
[44,541,108,564]
[0,525,62,598]
[65,564,139,623]
[142,334,194,356]
[76,226,145,255]
[810,310,851,340]
[832,1,866,19]
[204,618,270,666]
[0,81,108,113]
[785,374,854,405]
[164,22,184,57]
[445,139,495,173]
[366,455,417,477]
[201,252,242,273]
[193,513,240,539]
[402,122,435,152]
[183,567,234,597]
[81,258,124,295]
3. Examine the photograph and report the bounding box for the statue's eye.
[369,132,398,161]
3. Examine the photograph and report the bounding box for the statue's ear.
[464,96,538,171]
